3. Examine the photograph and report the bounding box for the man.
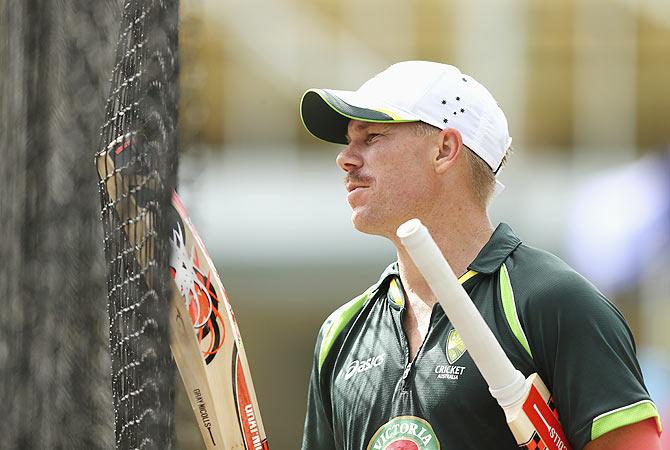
[299,61,661,449]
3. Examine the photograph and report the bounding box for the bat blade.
[169,192,269,450]
[97,140,269,450]
[169,296,227,448]
[397,219,570,450]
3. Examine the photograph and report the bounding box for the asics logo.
[344,354,385,380]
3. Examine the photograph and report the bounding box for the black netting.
[96,0,179,448]
[0,0,120,448]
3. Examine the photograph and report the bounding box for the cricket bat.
[397,219,571,450]
[97,133,269,450]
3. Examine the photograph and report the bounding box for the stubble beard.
[350,198,398,239]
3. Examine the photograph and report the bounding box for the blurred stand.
[567,148,670,441]
[173,0,670,448]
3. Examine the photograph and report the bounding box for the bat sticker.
[232,346,270,450]
[522,387,569,450]
[169,219,225,364]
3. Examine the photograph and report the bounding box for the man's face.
[337,120,439,237]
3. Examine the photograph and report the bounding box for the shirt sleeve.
[301,325,337,450]
[519,269,661,450]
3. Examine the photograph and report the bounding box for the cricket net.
[96,0,180,448]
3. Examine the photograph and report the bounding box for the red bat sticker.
[169,218,225,364]
[233,349,270,450]
[522,387,571,450]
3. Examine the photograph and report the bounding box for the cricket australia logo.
[366,416,440,450]
[446,329,465,364]
[434,329,467,380]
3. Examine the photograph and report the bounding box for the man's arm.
[584,418,661,450]
[301,326,337,450]
[518,265,662,449]
[301,365,336,450]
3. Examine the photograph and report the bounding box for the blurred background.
[1,0,668,448]
[175,0,670,448]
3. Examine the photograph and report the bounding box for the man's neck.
[393,212,494,307]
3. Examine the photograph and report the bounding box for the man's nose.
[336,145,363,173]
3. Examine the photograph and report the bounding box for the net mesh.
[0,0,120,448]
[96,0,179,448]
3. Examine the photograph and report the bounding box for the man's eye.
[366,134,380,144]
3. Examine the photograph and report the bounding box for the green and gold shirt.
[301,223,661,450]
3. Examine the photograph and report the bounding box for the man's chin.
[351,211,385,236]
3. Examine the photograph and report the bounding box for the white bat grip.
[397,219,527,408]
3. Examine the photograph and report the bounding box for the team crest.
[446,329,466,364]
[366,416,440,450]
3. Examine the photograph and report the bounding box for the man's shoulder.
[319,262,395,333]
[506,242,621,320]
[315,265,392,371]
[508,241,574,274]
[318,284,376,337]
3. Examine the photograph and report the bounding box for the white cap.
[300,61,512,191]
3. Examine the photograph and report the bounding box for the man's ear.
[434,128,463,175]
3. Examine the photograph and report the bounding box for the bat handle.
[397,219,527,410]
[489,374,529,410]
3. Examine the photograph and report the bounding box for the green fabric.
[302,223,659,450]
[512,242,656,449]
[467,223,521,274]
[499,263,532,358]
[318,288,372,370]
[591,400,661,440]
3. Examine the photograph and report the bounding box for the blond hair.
[411,122,511,207]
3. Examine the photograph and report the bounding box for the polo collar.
[467,222,521,274]
[378,222,521,285]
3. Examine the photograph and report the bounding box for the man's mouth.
[346,182,370,193]
[347,184,365,193]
